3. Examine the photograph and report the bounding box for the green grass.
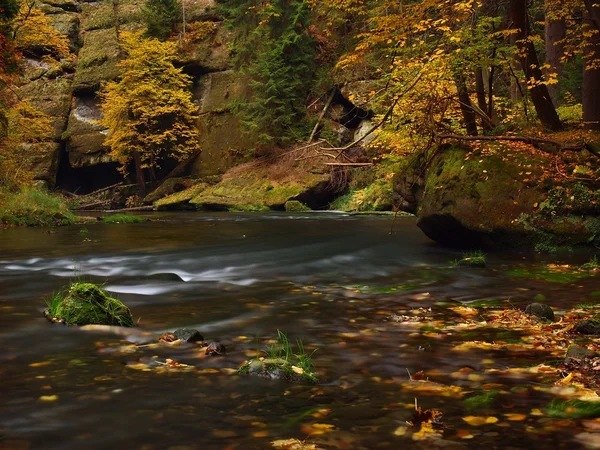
[46,282,135,327]
[0,188,76,227]
[464,390,500,411]
[581,256,600,271]
[239,330,318,383]
[506,266,593,284]
[101,214,145,224]
[452,250,487,268]
[547,399,600,419]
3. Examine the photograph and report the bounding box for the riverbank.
[0,188,77,227]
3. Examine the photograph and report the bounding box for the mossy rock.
[238,357,317,383]
[144,178,199,204]
[73,28,122,93]
[525,303,555,322]
[400,144,600,250]
[18,77,73,140]
[66,134,111,168]
[45,282,135,327]
[19,141,62,188]
[285,200,311,212]
[177,24,232,72]
[154,182,209,210]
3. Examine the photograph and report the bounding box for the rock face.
[16,0,248,193]
[394,144,600,250]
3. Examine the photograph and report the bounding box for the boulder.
[177,24,232,72]
[574,320,600,335]
[20,142,62,188]
[396,144,600,250]
[353,120,377,147]
[173,328,204,343]
[73,28,121,94]
[239,357,317,383]
[525,303,555,322]
[565,344,598,363]
[45,282,135,327]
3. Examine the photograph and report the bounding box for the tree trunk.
[583,2,600,131]
[510,0,563,131]
[475,68,493,130]
[113,0,122,54]
[133,150,146,197]
[544,0,566,104]
[454,73,478,136]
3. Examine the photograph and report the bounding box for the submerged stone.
[525,303,555,322]
[205,342,226,356]
[173,328,204,343]
[239,357,317,383]
[45,282,135,327]
[574,320,600,336]
[565,345,598,363]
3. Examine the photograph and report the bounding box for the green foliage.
[46,282,135,327]
[99,32,200,176]
[220,0,316,145]
[101,213,145,224]
[0,188,76,226]
[284,200,311,212]
[464,390,500,411]
[581,256,600,271]
[547,400,600,419]
[239,330,318,383]
[143,0,180,40]
[452,250,487,268]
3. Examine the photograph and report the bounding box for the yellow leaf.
[462,415,498,426]
[291,366,304,375]
[39,395,58,402]
[504,413,527,421]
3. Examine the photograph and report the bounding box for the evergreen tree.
[143,0,180,40]
[219,0,316,145]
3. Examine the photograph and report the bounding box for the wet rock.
[525,303,555,322]
[173,328,204,343]
[574,320,600,335]
[285,200,311,212]
[396,144,600,250]
[46,282,135,327]
[239,358,317,383]
[565,345,598,363]
[205,342,226,356]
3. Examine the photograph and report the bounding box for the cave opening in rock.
[55,146,123,195]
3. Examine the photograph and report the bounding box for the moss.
[46,282,135,327]
[80,0,144,31]
[453,250,486,268]
[506,266,594,284]
[155,182,209,209]
[190,170,329,211]
[73,28,122,92]
[101,213,145,224]
[285,200,311,212]
[0,188,76,227]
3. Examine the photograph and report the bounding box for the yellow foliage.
[0,100,53,187]
[13,1,70,58]
[99,32,201,174]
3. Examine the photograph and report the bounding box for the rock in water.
[565,345,598,363]
[205,342,226,356]
[45,282,135,327]
[574,320,600,336]
[525,303,555,322]
[173,328,204,343]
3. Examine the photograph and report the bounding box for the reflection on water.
[0,213,598,449]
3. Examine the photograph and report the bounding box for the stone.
[73,28,121,94]
[177,24,232,72]
[353,120,377,147]
[574,320,600,335]
[525,303,555,322]
[395,144,600,250]
[173,328,204,343]
[285,200,311,212]
[565,344,598,363]
[67,134,111,168]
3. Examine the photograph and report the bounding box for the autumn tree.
[99,32,200,196]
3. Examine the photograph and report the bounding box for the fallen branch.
[307,90,335,144]
[324,162,374,167]
[435,133,587,152]
[105,205,155,212]
[77,182,123,199]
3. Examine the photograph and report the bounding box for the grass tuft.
[101,214,145,224]
[452,250,487,268]
[0,188,76,227]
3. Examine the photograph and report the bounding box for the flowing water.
[1,213,600,450]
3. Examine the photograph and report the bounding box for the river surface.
[1,213,600,450]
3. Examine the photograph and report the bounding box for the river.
[1,213,599,449]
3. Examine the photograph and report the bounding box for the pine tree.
[143,0,180,40]
[221,0,316,144]
[99,32,200,193]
